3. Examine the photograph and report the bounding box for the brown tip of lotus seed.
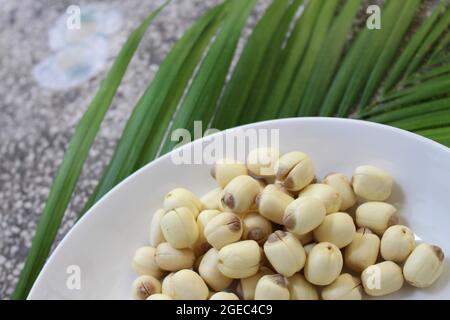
[222,192,235,209]
[139,281,155,298]
[284,177,294,189]
[267,231,285,243]
[267,233,279,243]
[248,228,264,243]
[283,213,296,230]
[327,245,332,250]
[311,176,317,184]
[210,166,216,179]
[276,166,288,180]
[274,230,286,239]
[388,214,399,227]
[431,245,445,261]
[227,216,242,232]
[271,274,287,287]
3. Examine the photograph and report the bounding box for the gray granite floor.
[0,0,271,299]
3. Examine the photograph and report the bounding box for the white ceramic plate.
[28,118,450,300]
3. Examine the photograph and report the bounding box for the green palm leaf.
[359,0,420,109]
[404,6,450,77]
[160,0,257,154]
[212,0,297,129]
[15,0,450,298]
[260,0,323,120]
[367,97,450,123]
[235,0,304,126]
[382,1,447,93]
[388,109,450,131]
[298,0,362,116]
[337,0,405,116]
[360,75,450,117]
[404,63,450,85]
[320,25,371,116]
[417,127,450,146]
[281,0,339,117]
[428,31,450,64]
[82,4,226,211]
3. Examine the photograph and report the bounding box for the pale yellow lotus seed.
[323,173,356,210]
[132,246,164,278]
[132,275,161,300]
[160,207,199,249]
[218,240,261,279]
[164,188,202,218]
[287,273,319,300]
[236,267,273,300]
[199,248,233,292]
[242,212,273,244]
[256,184,294,224]
[361,261,403,296]
[356,202,398,236]
[146,293,173,300]
[155,242,195,272]
[149,208,166,247]
[209,292,239,300]
[321,273,362,300]
[211,159,248,188]
[246,147,280,177]
[221,175,261,214]
[344,228,380,272]
[204,211,243,249]
[255,274,290,300]
[169,269,209,300]
[200,188,223,211]
[193,209,221,256]
[161,272,174,297]
[193,254,204,272]
[304,242,343,286]
[274,152,315,191]
[380,225,415,263]
[298,183,342,214]
[352,165,393,201]
[403,243,444,288]
[313,212,356,248]
[283,196,326,235]
[264,231,306,277]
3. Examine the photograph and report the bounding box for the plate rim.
[27,117,450,299]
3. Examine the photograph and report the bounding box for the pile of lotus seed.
[131,149,445,300]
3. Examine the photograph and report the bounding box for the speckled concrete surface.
[0,0,271,299]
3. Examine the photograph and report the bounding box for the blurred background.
[0,0,247,299]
